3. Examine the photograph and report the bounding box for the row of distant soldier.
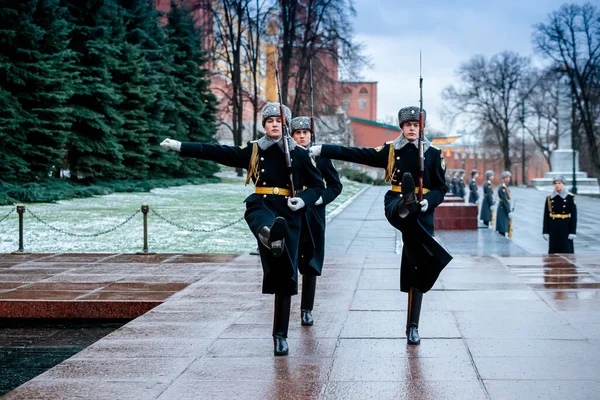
[447,170,577,254]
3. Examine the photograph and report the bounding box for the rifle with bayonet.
[417,51,425,202]
[274,53,296,196]
[309,59,315,145]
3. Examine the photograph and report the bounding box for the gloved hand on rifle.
[287,197,305,211]
[315,196,324,206]
[419,199,428,212]
[568,234,576,240]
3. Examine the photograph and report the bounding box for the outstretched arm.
[320,144,389,169]
[179,142,251,170]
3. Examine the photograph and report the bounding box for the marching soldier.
[160,102,324,356]
[480,170,495,227]
[468,169,479,204]
[543,175,577,253]
[451,171,458,195]
[308,106,451,345]
[290,116,343,327]
[495,171,513,237]
[457,170,466,199]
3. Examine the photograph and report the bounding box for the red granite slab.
[0,300,161,318]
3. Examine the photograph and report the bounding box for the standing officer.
[290,116,343,327]
[480,170,495,227]
[457,170,466,199]
[468,169,479,204]
[308,106,451,345]
[160,102,324,356]
[495,171,513,237]
[543,175,577,253]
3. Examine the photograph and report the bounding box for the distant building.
[339,82,377,121]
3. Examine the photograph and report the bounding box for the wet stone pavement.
[4,186,600,399]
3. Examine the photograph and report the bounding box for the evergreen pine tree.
[117,0,179,179]
[165,0,218,177]
[0,1,74,182]
[109,2,153,180]
[63,0,125,182]
[0,5,30,181]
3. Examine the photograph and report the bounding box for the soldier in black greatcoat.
[160,103,324,356]
[495,171,513,237]
[290,116,343,327]
[309,106,451,345]
[457,170,466,199]
[543,175,577,253]
[480,170,495,227]
[468,170,479,204]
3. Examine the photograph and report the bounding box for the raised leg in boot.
[301,275,317,326]
[258,217,287,258]
[273,294,291,356]
[406,287,423,345]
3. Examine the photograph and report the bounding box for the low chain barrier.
[5,203,245,253]
[149,208,245,233]
[0,208,14,224]
[26,208,141,238]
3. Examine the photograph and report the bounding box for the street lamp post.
[570,88,578,194]
[521,100,526,186]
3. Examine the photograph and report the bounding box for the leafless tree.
[210,0,252,175]
[278,0,368,117]
[442,51,535,171]
[521,67,564,170]
[243,0,269,140]
[533,2,600,175]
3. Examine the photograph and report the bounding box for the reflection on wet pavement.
[3,186,600,399]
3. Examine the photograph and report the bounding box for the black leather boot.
[258,217,287,258]
[406,287,423,345]
[273,294,291,356]
[301,275,317,326]
[401,173,420,216]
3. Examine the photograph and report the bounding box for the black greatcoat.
[321,140,449,293]
[468,178,479,204]
[180,141,324,296]
[299,156,342,276]
[495,183,511,234]
[457,178,466,198]
[543,193,577,254]
[480,180,494,222]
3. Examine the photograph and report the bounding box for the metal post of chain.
[137,204,155,255]
[16,204,25,253]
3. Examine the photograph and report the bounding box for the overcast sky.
[351,0,590,133]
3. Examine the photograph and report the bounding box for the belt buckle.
[273,187,280,195]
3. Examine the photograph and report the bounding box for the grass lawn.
[0,177,365,254]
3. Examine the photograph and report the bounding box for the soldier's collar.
[393,134,431,152]
[257,135,297,151]
[551,187,568,199]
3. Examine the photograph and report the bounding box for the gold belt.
[391,185,430,194]
[550,213,571,219]
[255,187,291,196]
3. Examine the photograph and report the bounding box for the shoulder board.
[385,141,393,144]
[431,144,440,150]
[250,139,258,143]
[568,192,575,196]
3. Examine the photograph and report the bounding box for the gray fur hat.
[471,169,478,177]
[398,106,426,128]
[485,170,494,178]
[501,171,512,179]
[290,116,311,133]
[553,175,566,184]
[262,102,291,127]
